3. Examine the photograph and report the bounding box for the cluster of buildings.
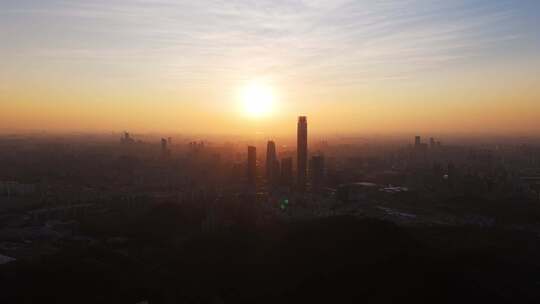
[414,136,442,151]
[245,116,325,194]
[120,132,135,144]
[3,121,540,269]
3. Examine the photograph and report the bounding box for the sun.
[240,82,275,118]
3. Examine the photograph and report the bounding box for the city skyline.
[1,1,540,135]
[3,2,540,302]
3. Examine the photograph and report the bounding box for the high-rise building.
[247,146,257,191]
[281,157,293,188]
[266,140,277,180]
[430,137,436,149]
[266,140,280,187]
[414,136,428,150]
[297,116,308,191]
[413,135,428,165]
[161,138,170,157]
[310,155,325,192]
[414,135,428,151]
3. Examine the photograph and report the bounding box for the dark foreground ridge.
[2,206,539,304]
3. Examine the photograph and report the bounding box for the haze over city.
[2,0,540,135]
[2,1,540,304]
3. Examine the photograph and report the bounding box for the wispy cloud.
[0,0,526,87]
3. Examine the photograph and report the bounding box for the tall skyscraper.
[266,140,277,180]
[266,140,279,187]
[297,116,308,191]
[281,157,293,188]
[247,146,257,191]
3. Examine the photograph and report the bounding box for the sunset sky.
[1,0,539,135]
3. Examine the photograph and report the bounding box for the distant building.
[430,137,436,149]
[266,140,280,187]
[120,131,135,144]
[297,116,308,191]
[412,135,428,166]
[247,146,257,191]
[414,136,421,147]
[161,138,170,157]
[266,140,277,180]
[188,141,205,154]
[281,157,293,188]
[414,135,428,152]
[310,155,325,192]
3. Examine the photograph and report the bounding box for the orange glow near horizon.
[1,1,539,136]
[2,78,540,136]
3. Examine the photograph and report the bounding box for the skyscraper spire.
[297,116,308,191]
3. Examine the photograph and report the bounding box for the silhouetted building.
[297,116,308,191]
[310,155,325,192]
[413,135,428,165]
[266,140,277,179]
[188,141,205,154]
[266,140,280,187]
[414,135,428,151]
[161,138,170,157]
[121,131,134,144]
[247,146,257,191]
[415,136,421,148]
[430,137,436,149]
[281,157,293,188]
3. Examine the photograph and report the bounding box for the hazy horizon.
[3,129,540,146]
